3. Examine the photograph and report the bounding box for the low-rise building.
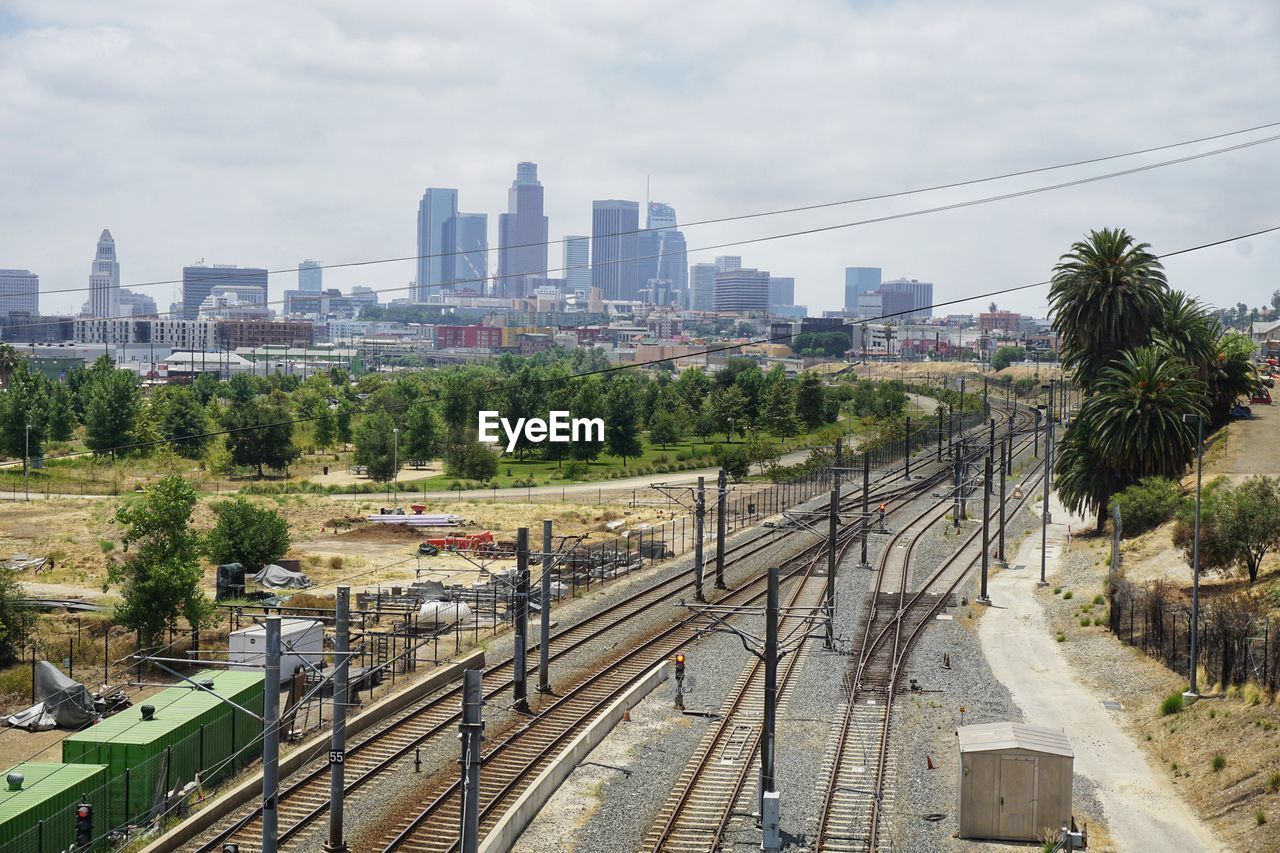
[217,319,314,349]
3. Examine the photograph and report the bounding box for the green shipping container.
[0,762,109,853]
[61,669,264,833]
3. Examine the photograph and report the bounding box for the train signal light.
[75,802,92,848]
[674,653,686,679]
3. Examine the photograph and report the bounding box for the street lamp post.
[392,427,400,504]
[1182,413,1204,703]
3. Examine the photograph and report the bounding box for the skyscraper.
[564,236,590,291]
[88,229,120,318]
[844,267,882,313]
[0,270,38,318]
[497,162,549,298]
[768,276,795,308]
[689,263,717,310]
[454,213,489,290]
[591,200,640,301]
[298,259,322,292]
[881,278,934,318]
[713,268,770,312]
[715,256,742,273]
[182,265,267,320]
[416,188,458,301]
[636,202,688,304]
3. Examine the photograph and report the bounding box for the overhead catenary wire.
[16,120,1280,311]
[10,222,1280,464]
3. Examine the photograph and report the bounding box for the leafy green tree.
[190,371,220,406]
[158,387,211,458]
[791,331,851,357]
[0,343,18,389]
[45,382,75,442]
[694,396,718,442]
[0,569,35,666]
[1054,422,1131,533]
[108,476,212,648]
[206,498,292,573]
[569,377,607,463]
[84,368,141,453]
[795,372,827,430]
[1049,227,1168,391]
[336,399,356,444]
[223,393,300,477]
[1110,477,1182,536]
[761,374,799,438]
[1176,477,1280,584]
[711,386,748,441]
[990,346,1026,372]
[648,409,681,448]
[403,398,441,463]
[746,431,781,475]
[0,365,47,459]
[605,378,643,466]
[354,410,400,482]
[226,373,257,405]
[716,444,750,482]
[674,367,713,412]
[444,438,499,480]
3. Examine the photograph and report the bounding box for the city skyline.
[2,3,1277,318]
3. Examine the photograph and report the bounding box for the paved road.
[979,493,1223,853]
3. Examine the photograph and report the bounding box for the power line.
[13,129,1280,334]
[30,120,1280,300]
[12,223,1278,463]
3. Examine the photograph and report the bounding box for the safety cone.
[622,708,631,722]
[927,755,935,770]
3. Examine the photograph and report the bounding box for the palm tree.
[1208,332,1259,424]
[1079,346,1206,481]
[1049,228,1168,391]
[1152,290,1218,378]
[1054,423,1130,532]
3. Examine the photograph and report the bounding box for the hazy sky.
[2,0,1278,319]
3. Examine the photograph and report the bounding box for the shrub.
[1256,810,1267,826]
[1267,771,1280,793]
[1212,753,1226,772]
[1160,693,1184,716]
[1079,617,1091,627]
[1063,590,1073,600]
[1111,477,1182,535]
[562,460,590,481]
[1093,594,1106,605]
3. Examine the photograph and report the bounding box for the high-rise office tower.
[768,276,795,308]
[880,278,934,318]
[182,265,268,320]
[713,268,771,312]
[88,229,120,318]
[715,256,742,273]
[689,263,716,311]
[454,213,489,289]
[298,259,322,292]
[591,200,640,301]
[636,202,688,304]
[844,267,882,313]
[564,236,590,291]
[496,162,549,298]
[0,269,39,318]
[416,188,458,301]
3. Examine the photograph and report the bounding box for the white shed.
[228,618,324,684]
[957,721,1073,842]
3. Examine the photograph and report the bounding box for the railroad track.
[815,429,1045,852]
[378,531,846,852]
[195,462,929,852]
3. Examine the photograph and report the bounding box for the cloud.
[2,0,1278,317]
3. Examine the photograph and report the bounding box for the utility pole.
[715,469,728,589]
[953,447,963,529]
[936,408,943,462]
[1006,413,1015,475]
[1183,413,1204,703]
[904,415,911,479]
[513,527,530,712]
[978,455,992,604]
[261,617,281,853]
[24,423,30,501]
[859,452,870,568]
[694,477,706,602]
[760,567,779,822]
[325,587,351,852]
[538,519,553,694]
[1039,387,1054,587]
[459,670,483,853]
[996,440,1008,566]
[988,417,996,490]
[826,487,837,650]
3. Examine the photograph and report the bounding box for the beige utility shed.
[957,721,1073,842]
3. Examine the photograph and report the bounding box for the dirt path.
[978,494,1224,852]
